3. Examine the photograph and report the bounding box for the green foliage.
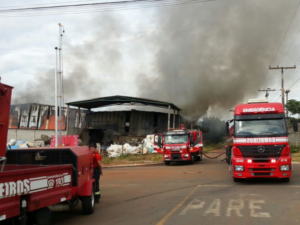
[285,99,300,115]
[290,145,300,153]
[199,117,225,143]
[101,154,163,164]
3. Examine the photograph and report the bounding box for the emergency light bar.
[248,98,269,104]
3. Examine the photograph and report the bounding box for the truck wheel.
[33,208,51,225]
[226,149,230,165]
[165,161,170,165]
[189,154,195,165]
[197,151,202,161]
[82,186,95,215]
[282,178,290,183]
[233,177,240,182]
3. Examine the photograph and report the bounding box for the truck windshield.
[235,118,287,137]
[164,135,188,144]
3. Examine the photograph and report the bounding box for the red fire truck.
[225,99,295,182]
[154,125,203,165]
[0,79,95,224]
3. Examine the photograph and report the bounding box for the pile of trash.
[7,134,52,149]
[106,135,157,157]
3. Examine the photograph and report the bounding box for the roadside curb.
[103,162,164,168]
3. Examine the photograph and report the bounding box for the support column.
[77,107,81,128]
[173,109,176,129]
[66,105,70,135]
[168,105,171,130]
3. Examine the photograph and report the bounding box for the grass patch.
[102,153,163,165]
[203,143,224,153]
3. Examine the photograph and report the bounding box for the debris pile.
[105,135,156,157]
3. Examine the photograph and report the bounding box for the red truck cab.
[155,125,203,165]
[226,99,294,182]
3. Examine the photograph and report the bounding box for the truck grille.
[171,154,181,161]
[249,168,274,171]
[238,145,285,157]
[252,173,274,176]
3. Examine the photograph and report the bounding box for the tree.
[285,99,300,115]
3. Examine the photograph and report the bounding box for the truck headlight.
[234,165,244,171]
[280,165,290,171]
[164,155,169,159]
[184,154,189,158]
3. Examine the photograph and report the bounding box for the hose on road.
[201,150,226,160]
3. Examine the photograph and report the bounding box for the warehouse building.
[8,96,182,145]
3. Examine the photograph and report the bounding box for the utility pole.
[55,23,65,147]
[285,90,290,118]
[269,65,296,105]
[258,88,276,99]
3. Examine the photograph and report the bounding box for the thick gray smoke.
[136,1,294,121]
[12,15,124,105]
[12,0,296,121]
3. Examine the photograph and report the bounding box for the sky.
[1,0,300,121]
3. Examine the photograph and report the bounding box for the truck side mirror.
[293,120,298,132]
[190,134,194,147]
[226,121,229,136]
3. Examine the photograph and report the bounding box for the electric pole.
[269,65,296,105]
[285,90,290,118]
[258,88,276,99]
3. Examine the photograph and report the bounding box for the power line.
[0,0,215,18]
[269,0,300,67]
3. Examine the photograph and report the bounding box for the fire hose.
[200,149,226,160]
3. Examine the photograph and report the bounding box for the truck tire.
[165,161,170,165]
[196,151,202,161]
[233,177,240,182]
[226,148,230,165]
[82,186,95,215]
[189,154,195,165]
[282,178,290,183]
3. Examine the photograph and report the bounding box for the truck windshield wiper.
[257,132,284,136]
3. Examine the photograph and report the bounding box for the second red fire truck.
[154,125,203,165]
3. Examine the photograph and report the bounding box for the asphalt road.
[52,154,300,225]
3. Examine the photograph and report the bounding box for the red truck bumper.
[232,156,292,179]
[163,153,191,161]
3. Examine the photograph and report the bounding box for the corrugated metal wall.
[87,111,126,135]
[129,111,154,136]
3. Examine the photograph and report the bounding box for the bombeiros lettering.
[243,107,275,113]
[0,179,30,198]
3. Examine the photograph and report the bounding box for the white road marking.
[204,199,221,217]
[197,184,300,188]
[249,200,271,218]
[179,198,205,215]
[226,199,244,217]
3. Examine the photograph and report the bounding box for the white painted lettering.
[226,199,244,217]
[24,179,30,194]
[0,184,4,198]
[249,200,271,218]
[179,199,205,215]
[9,182,16,196]
[17,181,23,195]
[204,199,221,217]
[4,183,9,196]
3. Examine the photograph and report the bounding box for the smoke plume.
[12,0,295,121]
[136,1,294,120]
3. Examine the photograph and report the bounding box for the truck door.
[154,133,163,154]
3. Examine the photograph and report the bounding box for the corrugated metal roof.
[66,95,181,111]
